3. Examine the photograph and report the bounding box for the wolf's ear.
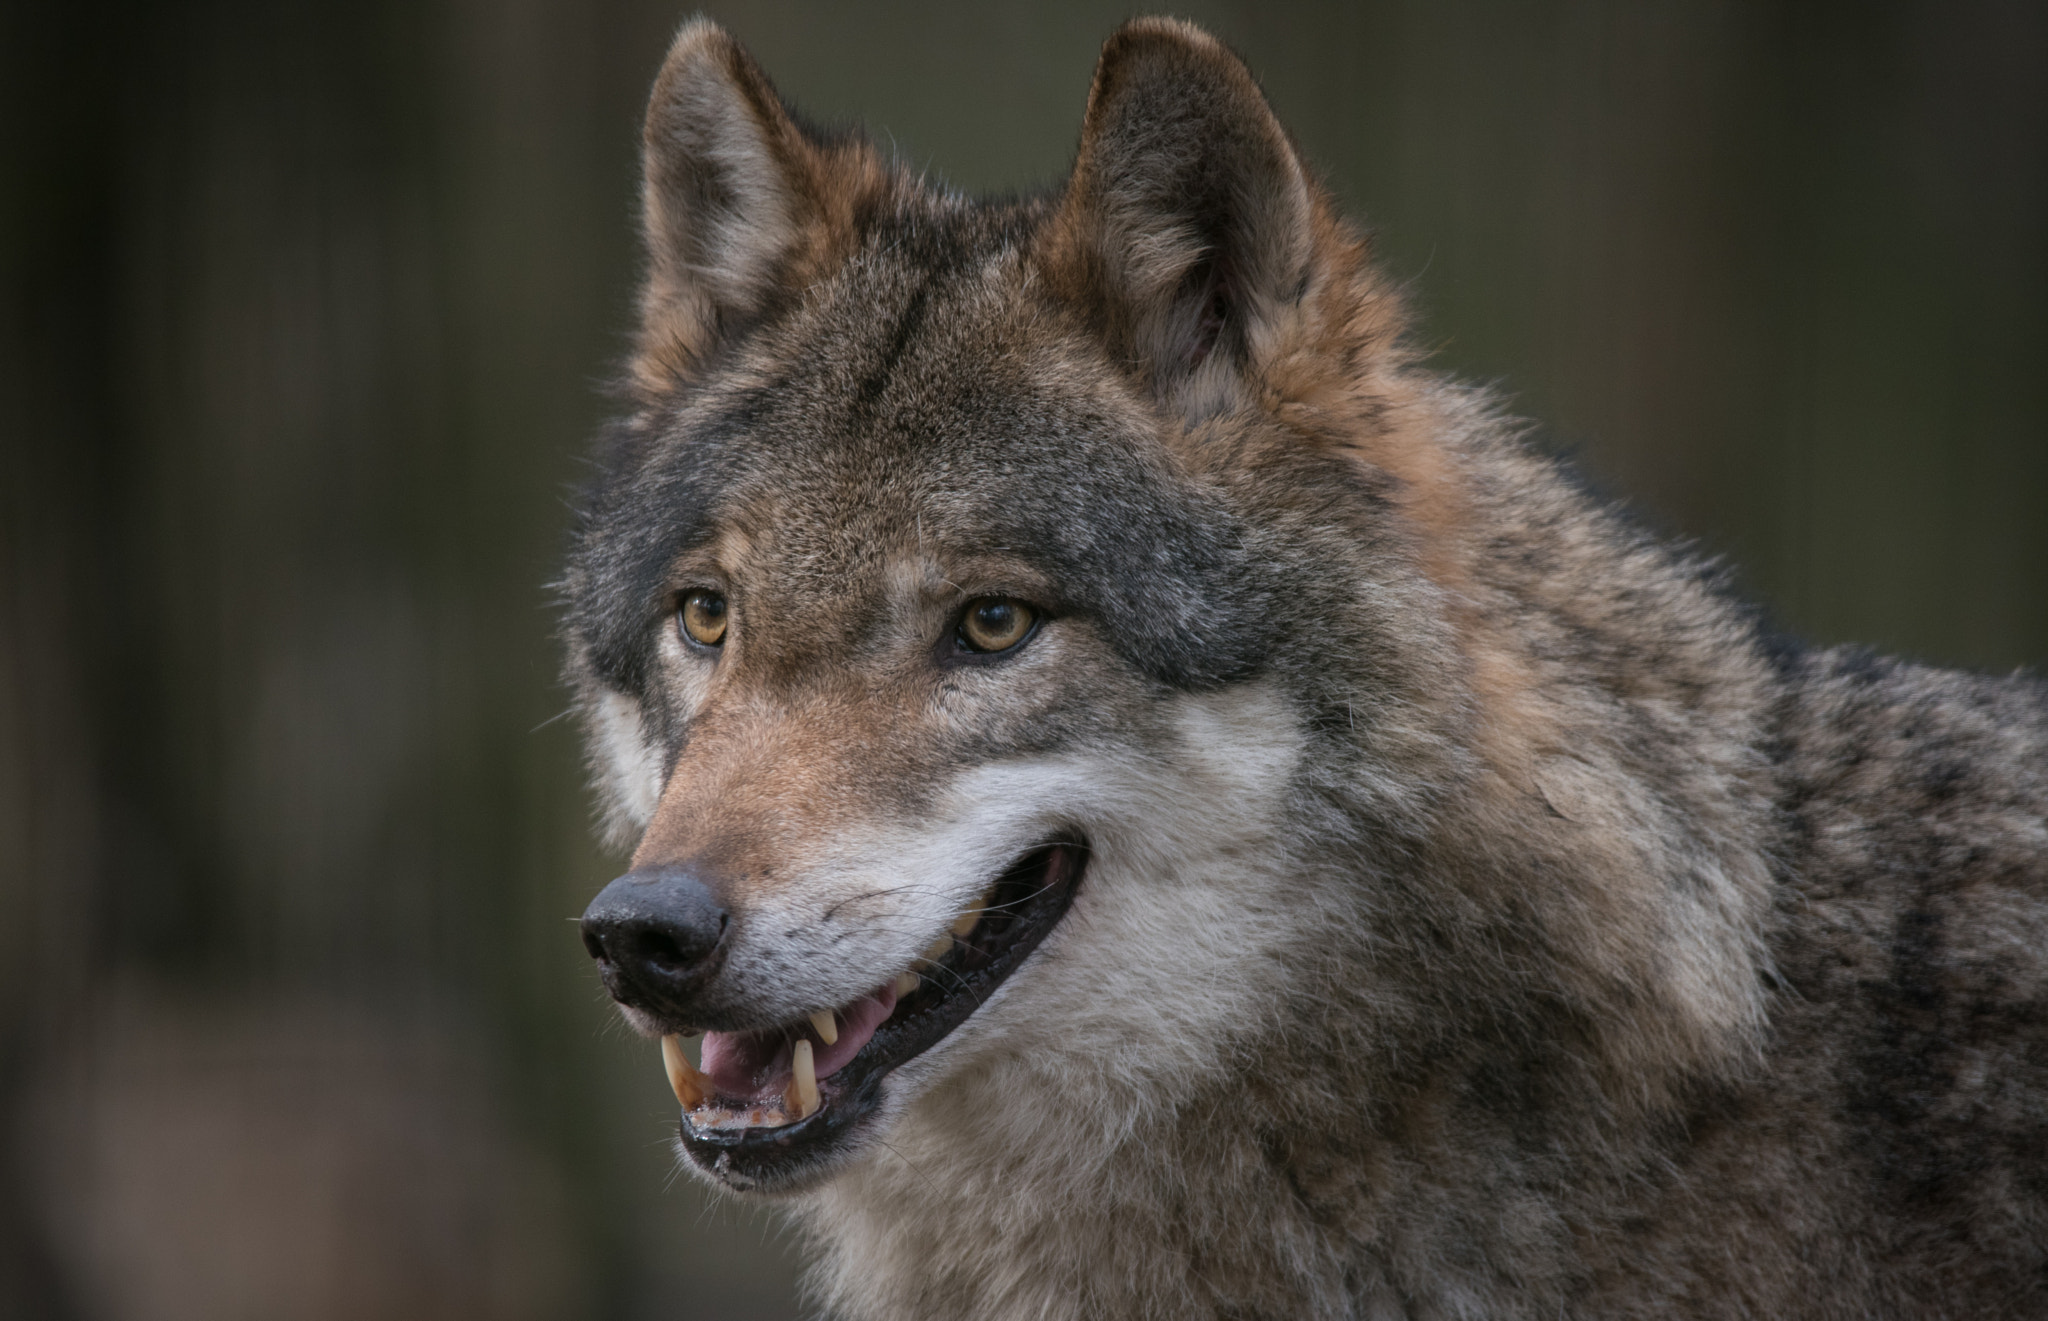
[1042,20,1319,418]
[634,22,846,387]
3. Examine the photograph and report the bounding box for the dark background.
[4,2,2043,1318]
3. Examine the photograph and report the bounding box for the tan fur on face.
[629,681,913,885]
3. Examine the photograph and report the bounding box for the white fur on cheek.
[790,684,1317,1313]
[907,682,1307,1087]
[594,690,662,841]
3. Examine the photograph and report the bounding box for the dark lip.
[678,839,1087,1191]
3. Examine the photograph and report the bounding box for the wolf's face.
[566,20,1435,1193]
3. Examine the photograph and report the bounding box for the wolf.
[564,17,2048,1320]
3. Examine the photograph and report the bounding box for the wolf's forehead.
[701,255,1146,568]
[706,383,1132,595]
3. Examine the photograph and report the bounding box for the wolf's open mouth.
[661,840,1086,1187]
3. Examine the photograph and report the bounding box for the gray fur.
[562,18,2048,1319]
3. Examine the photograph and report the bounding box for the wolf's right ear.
[634,22,866,389]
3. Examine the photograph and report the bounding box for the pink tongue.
[699,982,899,1102]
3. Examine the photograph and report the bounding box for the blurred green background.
[3,2,2042,1318]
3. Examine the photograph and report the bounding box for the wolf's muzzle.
[580,866,729,1018]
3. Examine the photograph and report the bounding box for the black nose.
[580,866,729,1016]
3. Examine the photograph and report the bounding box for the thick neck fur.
[790,363,1784,1320]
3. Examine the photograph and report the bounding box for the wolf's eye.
[679,590,727,648]
[956,598,1037,654]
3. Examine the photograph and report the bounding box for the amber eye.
[679,590,728,648]
[956,598,1037,654]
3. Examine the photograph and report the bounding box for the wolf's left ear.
[634,21,873,388]
[1041,20,1323,418]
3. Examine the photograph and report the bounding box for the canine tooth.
[789,1039,819,1119]
[920,934,953,964]
[809,1010,839,1045]
[895,971,920,997]
[660,1034,707,1110]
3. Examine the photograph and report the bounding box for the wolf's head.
[563,19,1770,1204]
[562,17,1434,1193]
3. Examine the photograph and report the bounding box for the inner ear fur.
[1040,20,1326,416]
[634,21,883,390]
